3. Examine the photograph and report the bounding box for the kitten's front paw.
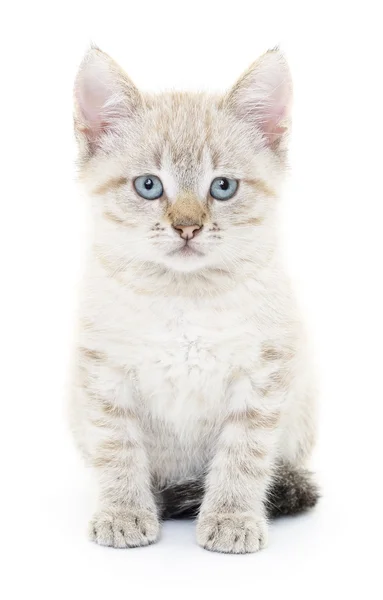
[89,507,160,548]
[197,512,268,554]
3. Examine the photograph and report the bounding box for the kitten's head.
[74,47,292,275]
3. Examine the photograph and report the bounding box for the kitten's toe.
[89,507,160,548]
[197,512,268,554]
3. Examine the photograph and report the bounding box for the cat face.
[74,48,291,274]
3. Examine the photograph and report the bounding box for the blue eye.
[210,177,238,201]
[134,175,163,200]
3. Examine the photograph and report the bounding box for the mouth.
[168,243,204,257]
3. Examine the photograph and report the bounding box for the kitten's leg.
[88,411,159,549]
[73,352,159,548]
[197,377,281,554]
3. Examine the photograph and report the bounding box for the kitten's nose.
[172,224,202,240]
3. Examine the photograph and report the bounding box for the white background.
[2,1,382,598]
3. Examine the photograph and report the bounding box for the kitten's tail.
[266,463,320,518]
[159,479,204,519]
[159,464,319,520]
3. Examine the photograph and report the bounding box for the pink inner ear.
[263,106,288,144]
[264,125,287,145]
[75,55,131,145]
[229,51,292,149]
[259,78,291,146]
[76,72,112,141]
[74,49,142,151]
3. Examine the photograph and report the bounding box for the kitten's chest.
[99,292,262,422]
[133,304,252,420]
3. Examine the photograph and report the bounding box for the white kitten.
[70,47,318,554]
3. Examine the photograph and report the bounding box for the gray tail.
[266,464,320,518]
[159,480,204,519]
[159,464,319,520]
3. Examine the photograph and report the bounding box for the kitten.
[70,46,318,554]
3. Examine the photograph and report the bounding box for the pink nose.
[173,224,202,240]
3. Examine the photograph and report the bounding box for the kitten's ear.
[74,47,142,151]
[226,49,292,150]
